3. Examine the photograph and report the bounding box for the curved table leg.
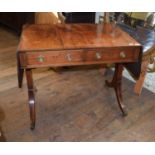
[25,69,36,130]
[17,53,24,88]
[105,64,127,116]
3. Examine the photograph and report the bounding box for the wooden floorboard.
[0,26,155,142]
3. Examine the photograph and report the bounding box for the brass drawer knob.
[120,51,126,58]
[66,53,72,61]
[37,55,45,63]
[96,52,102,59]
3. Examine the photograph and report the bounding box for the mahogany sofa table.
[17,23,142,129]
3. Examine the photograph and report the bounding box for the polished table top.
[18,23,141,51]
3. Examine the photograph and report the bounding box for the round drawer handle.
[120,51,126,58]
[96,52,102,59]
[66,53,72,61]
[37,55,45,63]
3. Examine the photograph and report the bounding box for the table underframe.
[17,53,127,129]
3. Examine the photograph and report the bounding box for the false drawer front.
[19,48,140,68]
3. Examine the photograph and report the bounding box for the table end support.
[26,69,36,130]
[105,64,127,116]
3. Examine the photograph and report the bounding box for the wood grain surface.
[18,23,141,51]
[0,26,155,141]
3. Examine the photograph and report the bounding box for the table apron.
[18,48,140,68]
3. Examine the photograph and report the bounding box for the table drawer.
[20,48,140,67]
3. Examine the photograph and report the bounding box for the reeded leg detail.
[17,53,24,88]
[105,64,127,116]
[25,69,36,130]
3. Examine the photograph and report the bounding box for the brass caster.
[30,123,35,130]
[122,111,128,117]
